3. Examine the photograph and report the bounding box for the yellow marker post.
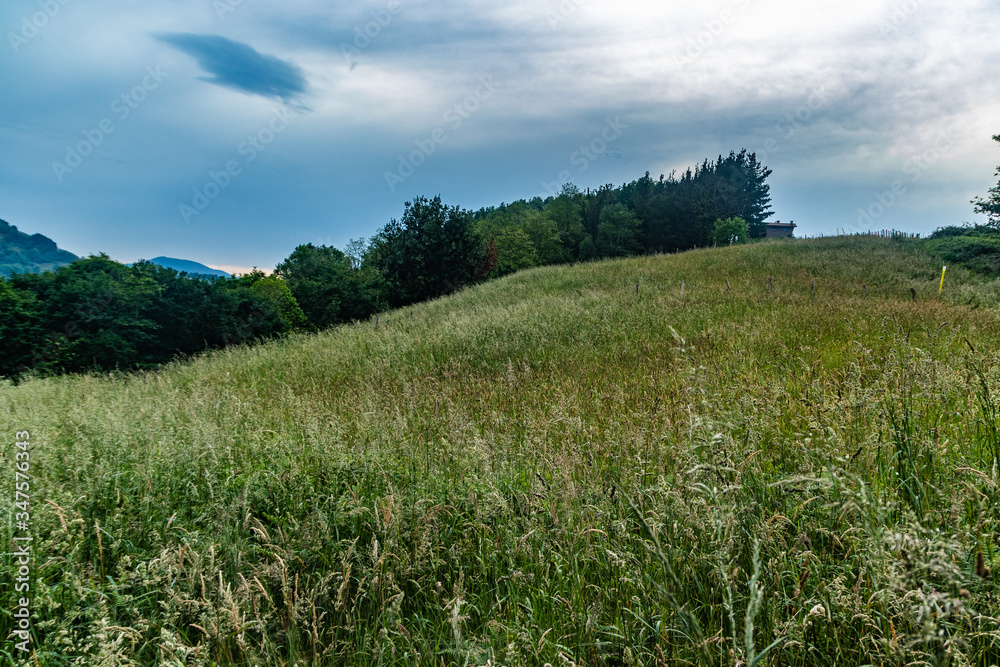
[939,266,947,293]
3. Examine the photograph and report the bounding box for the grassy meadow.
[3,236,1000,666]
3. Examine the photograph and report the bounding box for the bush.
[713,216,750,245]
[923,225,1000,276]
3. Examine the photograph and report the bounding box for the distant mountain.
[0,218,78,277]
[146,257,231,278]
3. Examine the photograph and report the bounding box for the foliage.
[521,209,563,265]
[275,243,378,329]
[492,227,538,276]
[0,279,39,377]
[368,195,487,308]
[243,271,309,332]
[713,216,750,245]
[972,134,1000,226]
[545,190,586,260]
[922,225,1000,276]
[1,256,307,379]
[596,202,644,256]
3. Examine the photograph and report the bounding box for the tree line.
[2,151,774,378]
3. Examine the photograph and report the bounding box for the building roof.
[766,221,796,227]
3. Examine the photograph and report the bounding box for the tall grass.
[2,237,1000,665]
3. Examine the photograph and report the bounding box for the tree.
[712,217,750,245]
[275,244,378,329]
[368,195,485,307]
[596,203,644,257]
[0,278,40,376]
[578,235,597,260]
[493,227,538,276]
[544,191,586,261]
[8,255,160,374]
[244,272,308,332]
[522,210,563,265]
[130,259,238,362]
[344,237,368,269]
[972,134,1000,227]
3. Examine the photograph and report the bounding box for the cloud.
[155,33,308,103]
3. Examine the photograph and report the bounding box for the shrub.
[713,216,750,245]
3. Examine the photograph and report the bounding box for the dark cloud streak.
[155,33,308,103]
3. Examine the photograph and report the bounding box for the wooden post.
[768,277,773,293]
[911,287,917,303]
[811,280,816,300]
[681,281,685,300]
[636,282,639,297]
[375,313,380,328]
[726,279,731,294]
[862,285,867,299]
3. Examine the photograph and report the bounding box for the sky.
[1,0,997,274]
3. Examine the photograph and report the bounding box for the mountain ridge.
[143,256,231,278]
[0,218,78,276]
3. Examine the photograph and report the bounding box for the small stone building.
[765,221,796,238]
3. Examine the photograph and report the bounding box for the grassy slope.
[2,237,1000,666]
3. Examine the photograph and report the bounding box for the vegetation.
[2,153,777,381]
[2,237,1000,665]
[712,217,750,246]
[0,258,302,378]
[921,225,1000,277]
[275,244,379,330]
[0,219,77,277]
[972,134,1000,226]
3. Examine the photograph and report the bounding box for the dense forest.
[3,146,996,380]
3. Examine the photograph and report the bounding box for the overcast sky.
[1,0,997,273]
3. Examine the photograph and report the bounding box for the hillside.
[2,237,1000,665]
[146,256,231,278]
[0,218,78,276]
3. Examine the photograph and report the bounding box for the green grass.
[2,236,1000,666]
